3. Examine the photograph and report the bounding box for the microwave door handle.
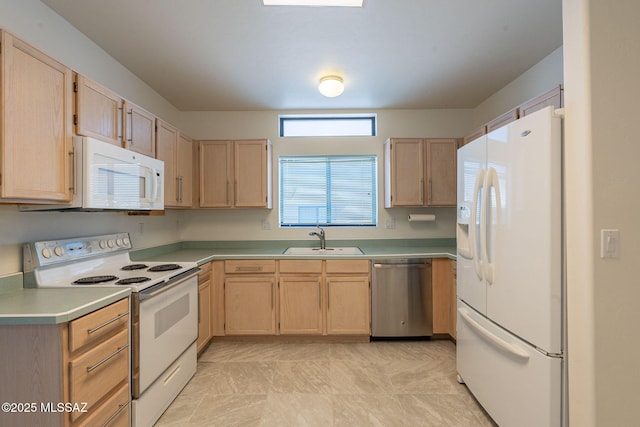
[151,168,159,201]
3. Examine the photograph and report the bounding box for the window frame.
[279,154,378,228]
[279,114,377,137]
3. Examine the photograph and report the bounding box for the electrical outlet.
[262,220,272,230]
[385,219,396,229]
[138,222,144,235]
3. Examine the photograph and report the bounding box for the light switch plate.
[600,229,619,259]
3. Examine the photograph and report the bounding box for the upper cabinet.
[384,138,457,208]
[199,139,272,209]
[156,119,193,208]
[74,74,123,146]
[519,85,564,117]
[123,101,156,157]
[463,85,563,146]
[0,31,73,203]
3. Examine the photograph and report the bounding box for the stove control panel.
[23,232,133,270]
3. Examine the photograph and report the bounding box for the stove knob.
[41,248,52,259]
[54,246,65,257]
[123,238,130,247]
[99,240,107,249]
[116,238,123,247]
[107,240,115,248]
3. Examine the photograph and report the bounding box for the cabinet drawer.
[69,298,129,352]
[279,259,323,274]
[69,328,128,420]
[198,262,212,282]
[76,382,130,427]
[326,260,369,274]
[225,259,276,274]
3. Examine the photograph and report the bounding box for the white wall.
[471,46,564,129]
[179,108,471,242]
[563,0,640,425]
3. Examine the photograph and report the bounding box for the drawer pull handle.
[87,312,128,334]
[101,400,130,427]
[87,344,129,373]
[236,266,263,272]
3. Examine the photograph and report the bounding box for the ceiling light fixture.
[318,76,344,97]
[262,0,363,7]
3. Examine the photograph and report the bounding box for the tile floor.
[155,340,496,426]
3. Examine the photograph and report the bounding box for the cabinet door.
[425,138,457,206]
[1,32,73,202]
[225,277,276,335]
[326,276,370,335]
[156,119,178,206]
[197,280,211,353]
[199,140,233,207]
[234,139,272,208]
[431,258,453,335]
[520,85,563,117]
[385,139,424,207]
[279,277,323,335]
[176,133,194,207]
[75,74,123,146]
[124,101,155,157]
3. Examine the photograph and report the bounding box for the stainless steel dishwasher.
[371,259,432,338]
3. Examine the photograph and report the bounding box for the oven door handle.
[138,267,199,301]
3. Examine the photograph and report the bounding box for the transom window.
[279,114,377,137]
[279,155,377,227]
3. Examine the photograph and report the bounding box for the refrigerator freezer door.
[457,300,563,427]
[484,106,562,353]
[456,135,488,314]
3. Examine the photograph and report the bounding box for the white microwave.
[21,136,164,211]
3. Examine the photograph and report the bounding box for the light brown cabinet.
[0,31,73,203]
[463,85,563,146]
[279,260,324,335]
[224,260,277,335]
[199,139,272,208]
[123,100,156,157]
[197,263,212,354]
[0,297,130,427]
[156,119,193,208]
[520,85,563,117]
[432,258,457,339]
[325,260,371,335]
[74,74,123,146]
[384,138,457,207]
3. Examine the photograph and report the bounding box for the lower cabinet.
[224,260,277,335]
[325,260,371,335]
[0,297,131,427]
[225,277,276,334]
[326,276,371,335]
[279,260,324,335]
[197,263,212,354]
[432,258,457,338]
[217,259,370,337]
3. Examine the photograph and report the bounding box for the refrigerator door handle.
[471,169,486,280]
[481,167,501,285]
[459,307,530,361]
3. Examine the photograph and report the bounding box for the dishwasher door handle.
[372,263,430,269]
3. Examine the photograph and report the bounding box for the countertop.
[0,281,131,325]
[131,239,457,266]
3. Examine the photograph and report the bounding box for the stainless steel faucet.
[309,226,326,250]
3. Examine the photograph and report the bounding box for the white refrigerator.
[456,106,564,426]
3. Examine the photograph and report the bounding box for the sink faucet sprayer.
[309,226,326,250]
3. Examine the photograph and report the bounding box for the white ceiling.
[41,0,562,111]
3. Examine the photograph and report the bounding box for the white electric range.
[23,232,199,427]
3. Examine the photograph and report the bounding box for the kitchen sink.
[283,247,363,255]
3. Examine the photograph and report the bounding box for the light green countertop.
[0,285,131,325]
[132,239,457,266]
